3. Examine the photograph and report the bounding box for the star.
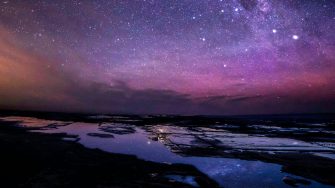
[292,35,299,40]
[0,0,334,115]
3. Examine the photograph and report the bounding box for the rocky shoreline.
[0,120,218,188]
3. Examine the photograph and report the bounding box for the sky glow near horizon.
[0,0,334,115]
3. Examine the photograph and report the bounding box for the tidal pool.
[1,116,334,188]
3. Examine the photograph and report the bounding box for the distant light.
[223,64,227,68]
[200,37,206,41]
[235,8,239,12]
[292,35,299,40]
[272,29,277,33]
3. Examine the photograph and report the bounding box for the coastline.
[0,120,218,188]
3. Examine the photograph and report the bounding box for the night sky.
[0,0,334,115]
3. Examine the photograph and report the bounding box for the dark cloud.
[2,75,335,115]
[239,0,258,11]
[228,95,264,102]
[67,81,197,114]
[198,94,264,103]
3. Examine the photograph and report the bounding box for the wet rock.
[87,133,114,138]
[0,121,219,188]
[99,124,136,135]
[282,176,311,187]
[62,137,80,142]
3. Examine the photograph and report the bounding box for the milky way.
[0,0,334,115]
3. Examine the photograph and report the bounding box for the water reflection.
[1,116,334,188]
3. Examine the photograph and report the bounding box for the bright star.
[292,35,299,40]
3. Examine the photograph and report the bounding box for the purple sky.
[0,0,334,115]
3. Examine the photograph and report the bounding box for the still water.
[1,116,334,188]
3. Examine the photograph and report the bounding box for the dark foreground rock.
[282,176,311,187]
[0,121,218,188]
